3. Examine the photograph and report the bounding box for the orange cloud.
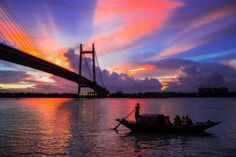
[31,13,75,70]
[91,0,183,54]
[0,20,71,70]
[45,49,72,70]
[156,76,178,91]
[191,10,228,29]
[26,72,55,83]
[128,68,146,73]
[0,83,35,89]
[0,9,73,90]
[0,7,72,70]
[111,64,154,76]
[157,45,197,58]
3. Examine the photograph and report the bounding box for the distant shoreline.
[0,92,236,98]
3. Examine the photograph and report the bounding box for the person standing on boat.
[135,103,140,124]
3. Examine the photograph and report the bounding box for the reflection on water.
[0,98,236,156]
[127,132,215,156]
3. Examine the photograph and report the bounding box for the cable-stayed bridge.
[0,0,109,97]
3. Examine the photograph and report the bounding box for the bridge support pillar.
[78,43,96,95]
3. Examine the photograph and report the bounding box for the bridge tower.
[78,43,96,95]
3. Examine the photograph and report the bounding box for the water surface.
[0,98,236,156]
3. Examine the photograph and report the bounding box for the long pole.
[113,109,135,130]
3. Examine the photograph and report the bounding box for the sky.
[0,0,236,93]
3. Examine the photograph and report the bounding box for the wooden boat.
[116,118,220,133]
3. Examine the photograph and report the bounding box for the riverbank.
[1,92,236,98]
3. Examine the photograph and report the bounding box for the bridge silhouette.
[0,0,109,97]
[0,44,109,96]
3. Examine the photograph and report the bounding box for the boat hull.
[116,119,220,133]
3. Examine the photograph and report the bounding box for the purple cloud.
[164,60,236,92]
[1,55,236,93]
[32,77,77,93]
[64,49,162,93]
[0,70,31,83]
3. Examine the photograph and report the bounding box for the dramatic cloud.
[0,68,78,93]
[1,0,236,93]
[151,59,195,70]
[0,70,35,90]
[90,0,183,54]
[163,60,236,92]
[101,70,162,93]
[64,49,162,93]
[120,58,195,81]
[1,57,236,93]
[0,70,31,83]
[122,58,236,92]
[32,76,77,93]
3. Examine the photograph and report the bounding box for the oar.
[113,109,135,130]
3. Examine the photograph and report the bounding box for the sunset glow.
[1,1,236,156]
[0,83,34,89]
[128,65,154,76]
[157,76,178,91]
[0,0,236,93]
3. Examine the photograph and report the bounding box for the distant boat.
[116,117,220,133]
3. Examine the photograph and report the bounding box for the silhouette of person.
[186,115,193,126]
[174,115,181,126]
[135,103,140,124]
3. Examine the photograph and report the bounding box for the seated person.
[165,116,172,126]
[174,115,181,126]
[181,116,188,126]
[186,116,193,126]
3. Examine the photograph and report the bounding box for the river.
[0,98,236,156]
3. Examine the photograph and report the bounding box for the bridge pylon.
[78,43,96,95]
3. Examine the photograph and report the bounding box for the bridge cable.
[0,0,45,58]
[0,2,36,56]
[95,52,105,87]
[0,11,22,48]
[0,1,44,58]
[0,19,22,48]
[95,53,104,87]
[83,55,93,81]
[0,30,12,46]
[0,3,35,55]
[0,1,39,57]
[1,0,45,58]
[0,32,2,42]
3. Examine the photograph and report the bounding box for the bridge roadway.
[0,44,108,95]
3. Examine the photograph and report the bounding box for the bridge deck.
[0,44,108,95]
